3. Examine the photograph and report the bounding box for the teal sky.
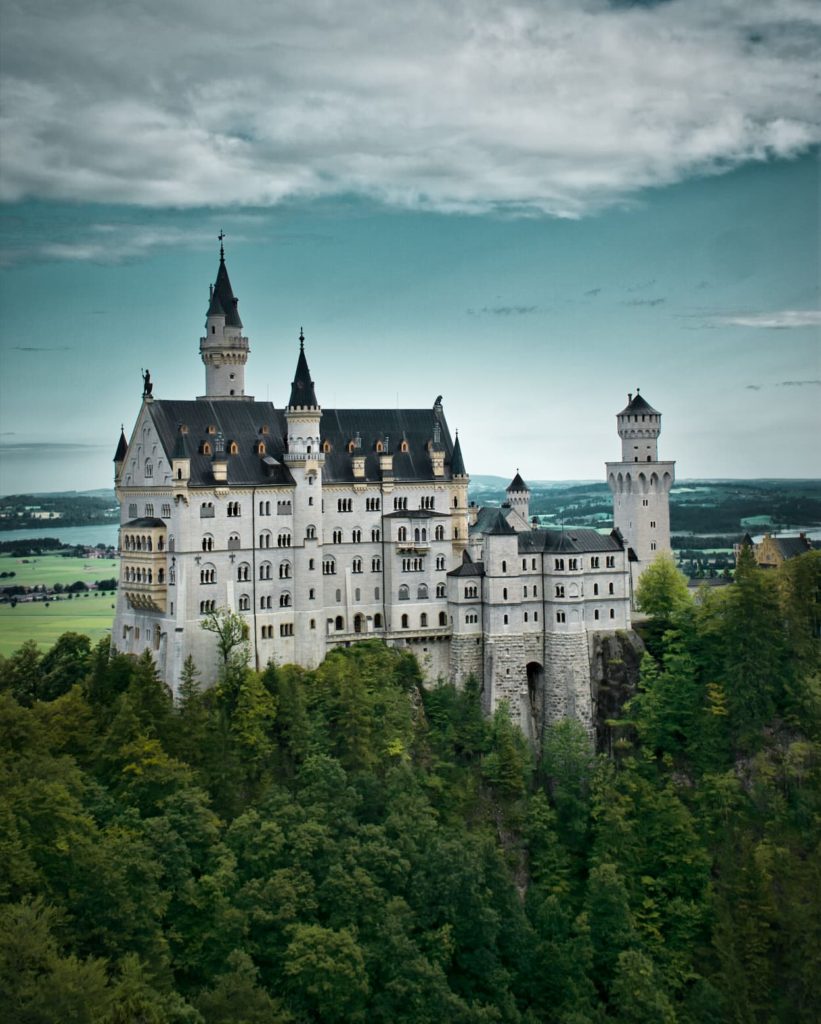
[0,1,819,493]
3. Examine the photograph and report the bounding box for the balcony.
[124,582,167,612]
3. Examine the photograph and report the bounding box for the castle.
[113,243,674,736]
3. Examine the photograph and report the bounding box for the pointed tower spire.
[451,430,467,477]
[288,330,319,408]
[199,233,252,400]
[113,425,127,463]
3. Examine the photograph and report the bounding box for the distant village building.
[113,243,673,737]
[736,532,813,568]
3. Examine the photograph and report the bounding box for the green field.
[0,554,119,589]
[0,591,115,656]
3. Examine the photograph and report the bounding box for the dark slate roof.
[288,337,319,408]
[448,560,485,577]
[451,432,466,477]
[172,427,190,460]
[148,400,462,487]
[478,508,517,536]
[618,391,659,416]
[507,472,528,492]
[518,527,625,554]
[114,428,128,462]
[206,286,224,317]
[773,536,812,559]
[211,252,242,328]
[124,517,167,528]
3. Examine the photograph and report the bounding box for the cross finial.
[218,229,225,260]
[299,326,305,348]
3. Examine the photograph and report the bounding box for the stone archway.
[526,661,545,741]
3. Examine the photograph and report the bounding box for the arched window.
[322,557,336,575]
[352,528,361,543]
[279,561,292,579]
[372,556,381,572]
[608,582,614,595]
[398,527,407,542]
[420,612,428,627]
[228,533,241,550]
[259,531,272,548]
[278,532,291,548]
[371,528,380,542]
[417,583,428,599]
[238,562,250,582]
[333,529,342,544]
[200,564,216,585]
[259,561,272,580]
[401,614,409,628]
[306,524,316,539]
[238,594,250,610]
[374,613,383,628]
[436,583,446,598]
[439,611,447,626]
[398,584,410,601]
[352,558,362,573]
[335,615,344,631]
[202,534,214,552]
[280,593,291,607]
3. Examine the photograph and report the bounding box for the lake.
[0,524,120,548]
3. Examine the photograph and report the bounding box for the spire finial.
[218,229,225,261]
[299,326,305,349]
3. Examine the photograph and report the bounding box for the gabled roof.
[518,527,625,554]
[618,391,659,416]
[507,471,528,492]
[113,427,128,462]
[288,335,319,408]
[481,508,517,536]
[210,249,242,328]
[448,560,485,577]
[147,400,463,487]
[773,535,812,559]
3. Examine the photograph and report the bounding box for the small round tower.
[505,471,531,531]
[198,234,251,401]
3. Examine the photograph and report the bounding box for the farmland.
[0,553,119,589]
[0,590,115,656]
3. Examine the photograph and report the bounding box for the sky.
[0,0,819,495]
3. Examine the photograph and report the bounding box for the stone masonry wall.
[542,631,594,733]
[449,634,484,691]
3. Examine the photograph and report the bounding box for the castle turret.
[505,471,531,531]
[606,390,675,595]
[198,235,252,401]
[113,426,127,482]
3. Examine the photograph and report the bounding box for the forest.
[0,548,819,1023]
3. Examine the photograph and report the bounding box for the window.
[398,526,407,542]
[374,587,380,600]
[337,498,353,512]
[650,520,656,529]
[227,501,241,517]
[366,497,380,511]
[202,535,214,552]
[280,623,294,637]
[593,583,599,596]
[606,556,615,568]
[200,565,216,584]
[642,499,649,507]
[200,502,215,518]
[523,585,528,597]
[145,460,153,478]
[610,608,615,619]
[277,500,292,515]
[401,614,409,628]
[533,585,538,597]
[161,503,171,518]
[309,588,315,600]
[371,528,381,542]
[555,585,565,598]
[259,531,272,548]
[393,497,408,510]
[465,610,479,624]
[464,585,478,599]
[556,611,566,623]
[503,614,508,625]
[354,587,361,602]
[309,559,315,570]
[594,609,600,620]
[374,613,383,628]
[332,529,342,544]
[534,611,538,622]
[417,583,428,599]
[310,619,316,629]
[420,496,434,510]
[436,583,446,598]
[608,582,614,595]
[279,561,292,579]
[144,503,154,517]
[278,532,291,548]
[238,563,250,582]
[398,584,410,601]
[261,625,273,639]
[435,525,445,541]
[502,587,508,600]
[352,528,361,543]
[524,612,528,622]
[200,600,216,614]
[229,441,238,455]
[335,615,344,631]
[322,558,336,575]
[568,558,578,570]
[554,558,564,570]
[259,500,271,515]
[129,503,137,518]
[435,555,445,570]
[420,613,428,627]
[371,556,381,572]
[352,557,363,573]
[259,561,272,580]
[439,611,447,626]
[238,595,250,611]
[501,560,507,572]
[260,595,272,609]
[590,556,600,568]
[280,593,291,607]
[306,525,316,539]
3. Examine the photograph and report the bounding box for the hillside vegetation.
[0,548,819,1023]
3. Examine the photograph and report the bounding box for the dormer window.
[400,440,409,453]
[322,440,331,453]
[257,442,266,455]
[207,425,216,435]
[260,425,269,435]
[201,442,212,455]
[229,441,238,455]
[347,440,356,453]
[375,440,384,453]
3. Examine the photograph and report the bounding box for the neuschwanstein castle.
[113,243,674,736]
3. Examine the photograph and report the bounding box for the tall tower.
[606,390,675,594]
[198,235,252,401]
[505,471,531,531]
[284,331,325,666]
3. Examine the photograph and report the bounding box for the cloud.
[778,379,821,387]
[468,305,538,316]
[10,345,71,352]
[584,287,602,297]
[711,310,821,329]
[0,1,819,217]
[624,297,665,307]
[745,384,762,390]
